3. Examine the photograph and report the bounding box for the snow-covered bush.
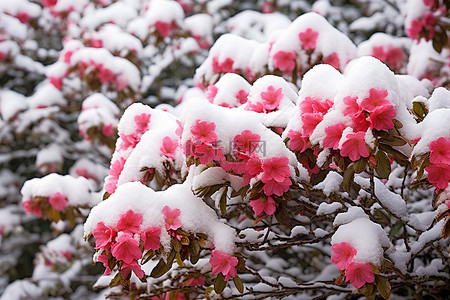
[1,0,449,299]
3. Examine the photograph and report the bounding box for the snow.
[84,179,237,255]
[412,108,450,157]
[317,202,343,216]
[333,206,368,227]
[314,172,343,197]
[332,217,391,266]
[0,89,28,121]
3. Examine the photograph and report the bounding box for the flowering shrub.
[1,0,450,299]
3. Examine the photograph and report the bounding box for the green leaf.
[233,275,244,293]
[142,250,156,265]
[375,275,391,300]
[109,272,121,288]
[389,222,403,239]
[343,165,355,193]
[214,273,226,294]
[274,202,290,226]
[219,188,227,216]
[375,151,391,179]
[190,254,199,264]
[150,250,175,278]
[172,238,182,253]
[353,159,366,174]
[175,252,184,267]
[204,286,214,297]
[189,239,200,257]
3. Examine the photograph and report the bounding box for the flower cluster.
[331,242,375,289]
[425,137,450,190]
[92,209,162,279]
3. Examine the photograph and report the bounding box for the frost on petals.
[210,250,238,281]
[162,206,182,231]
[345,262,375,289]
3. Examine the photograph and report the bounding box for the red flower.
[233,130,261,159]
[407,19,423,40]
[324,123,346,150]
[368,104,396,131]
[323,52,340,69]
[190,120,217,144]
[160,136,178,160]
[235,89,249,105]
[155,21,172,37]
[116,210,143,234]
[360,88,389,112]
[345,262,375,289]
[210,250,238,281]
[140,227,161,251]
[121,260,144,278]
[331,242,357,270]
[263,177,291,196]
[425,164,450,190]
[429,137,450,165]
[343,96,360,117]
[287,130,308,152]
[273,51,296,73]
[134,113,151,135]
[250,197,276,216]
[162,206,182,231]
[298,28,319,50]
[206,85,218,103]
[340,132,370,161]
[261,157,291,183]
[92,221,116,250]
[105,157,126,194]
[111,233,142,264]
[49,192,69,211]
[301,113,323,136]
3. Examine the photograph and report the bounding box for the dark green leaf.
[109,272,121,288]
[343,165,355,193]
[375,275,391,300]
[375,151,391,179]
[233,275,244,293]
[389,222,403,239]
[214,273,226,294]
[274,202,290,226]
[353,159,366,174]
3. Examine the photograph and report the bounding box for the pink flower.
[119,133,140,150]
[245,101,266,113]
[160,136,178,160]
[155,21,172,37]
[236,89,249,105]
[386,47,404,70]
[48,192,69,211]
[49,76,63,90]
[97,65,115,84]
[345,262,375,289]
[372,46,387,62]
[212,56,221,73]
[190,120,217,144]
[360,88,389,112]
[331,242,357,270]
[288,130,308,152]
[116,210,143,234]
[186,275,205,286]
[114,74,128,91]
[300,97,333,115]
[298,28,319,50]
[23,199,43,217]
[135,113,151,134]
[343,96,360,117]
[250,197,276,216]
[429,137,450,165]
[301,113,323,136]
[92,221,116,250]
[16,12,30,24]
[102,123,114,137]
[261,157,291,183]
[351,111,371,132]
[244,156,263,184]
[162,206,182,231]
[273,51,296,73]
[43,0,57,7]
[221,160,246,174]
[206,85,218,103]
[261,86,283,111]
[368,104,396,131]
[190,141,225,165]
[111,232,142,264]
[340,132,370,161]
[263,177,291,196]
[105,157,126,194]
[323,52,340,69]
[324,123,346,150]
[233,130,261,158]
[175,120,183,137]
[220,57,234,73]
[425,164,450,190]
[121,260,144,278]
[407,19,423,40]
[210,250,238,281]
[97,254,111,275]
[140,227,161,251]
